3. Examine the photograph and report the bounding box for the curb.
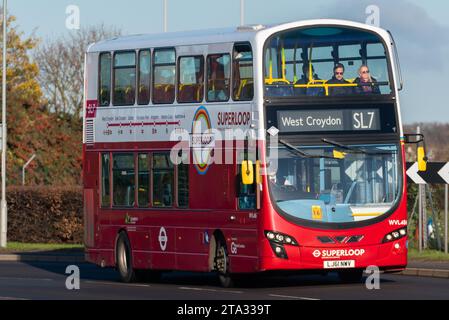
[399,268,449,279]
[0,254,85,263]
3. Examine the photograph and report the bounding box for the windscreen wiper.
[279,139,341,160]
[321,138,394,156]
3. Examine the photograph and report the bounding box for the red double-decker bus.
[83,20,410,287]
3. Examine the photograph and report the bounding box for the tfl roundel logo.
[313,250,322,258]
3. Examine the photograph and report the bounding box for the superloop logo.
[312,249,366,259]
[192,106,213,175]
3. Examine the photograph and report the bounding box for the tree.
[0,12,91,186]
[35,24,121,120]
[0,12,45,185]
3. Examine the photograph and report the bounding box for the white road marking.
[0,277,54,282]
[179,287,243,294]
[0,296,29,300]
[84,280,151,288]
[269,294,320,300]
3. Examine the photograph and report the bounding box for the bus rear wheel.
[215,240,235,288]
[338,269,364,283]
[116,232,139,283]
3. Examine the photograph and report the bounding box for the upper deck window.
[264,26,393,98]
[178,56,204,103]
[138,50,151,105]
[153,48,176,104]
[233,43,254,101]
[113,52,136,106]
[99,53,112,106]
[206,54,231,102]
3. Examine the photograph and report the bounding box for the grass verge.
[0,242,83,253]
[408,248,449,261]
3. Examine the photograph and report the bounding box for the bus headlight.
[264,231,298,246]
[266,232,276,240]
[265,231,299,259]
[382,228,407,243]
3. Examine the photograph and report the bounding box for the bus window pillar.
[320,158,325,192]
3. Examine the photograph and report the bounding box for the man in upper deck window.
[327,63,354,96]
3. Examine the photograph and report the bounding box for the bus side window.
[99,53,112,106]
[113,51,136,106]
[112,153,136,207]
[138,153,150,207]
[138,50,151,105]
[177,163,189,208]
[153,48,176,104]
[206,54,230,102]
[152,153,174,207]
[178,56,204,103]
[101,153,111,207]
[233,43,254,101]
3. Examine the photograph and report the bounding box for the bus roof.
[87,19,391,53]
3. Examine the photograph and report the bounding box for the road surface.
[0,261,448,301]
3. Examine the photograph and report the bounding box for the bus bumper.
[259,237,407,272]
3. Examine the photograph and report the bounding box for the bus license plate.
[323,260,355,269]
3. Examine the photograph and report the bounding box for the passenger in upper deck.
[295,64,325,97]
[327,63,353,96]
[354,65,380,95]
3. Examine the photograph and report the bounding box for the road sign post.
[22,154,36,186]
[445,184,448,254]
[418,184,423,252]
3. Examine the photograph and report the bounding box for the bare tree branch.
[35,24,121,119]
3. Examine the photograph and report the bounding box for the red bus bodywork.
[84,141,407,274]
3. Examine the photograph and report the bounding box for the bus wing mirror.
[241,160,254,185]
[404,133,427,172]
[417,146,427,172]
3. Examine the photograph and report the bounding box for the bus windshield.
[268,143,400,224]
[264,26,393,97]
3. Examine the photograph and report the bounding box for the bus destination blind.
[277,109,381,133]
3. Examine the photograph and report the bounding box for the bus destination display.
[277,109,381,133]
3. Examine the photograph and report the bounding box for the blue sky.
[8,0,449,124]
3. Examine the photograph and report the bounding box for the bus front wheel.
[116,232,139,283]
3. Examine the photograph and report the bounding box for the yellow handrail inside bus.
[265,78,291,85]
[293,44,298,83]
[265,47,291,85]
[282,47,286,80]
[236,78,251,100]
[293,82,359,96]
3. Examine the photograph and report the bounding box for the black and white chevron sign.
[406,162,449,185]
